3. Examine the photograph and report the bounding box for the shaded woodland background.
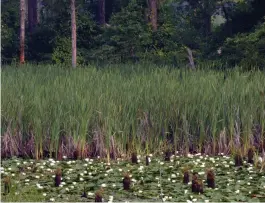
[1,0,265,69]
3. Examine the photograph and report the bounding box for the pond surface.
[1,154,265,202]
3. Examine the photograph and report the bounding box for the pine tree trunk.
[20,0,26,64]
[71,0,77,68]
[98,0,105,25]
[149,0,157,31]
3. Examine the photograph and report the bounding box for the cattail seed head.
[131,152,138,164]
[234,153,243,167]
[55,168,62,187]
[95,188,103,202]
[183,169,190,184]
[247,148,254,164]
[4,176,11,194]
[123,173,131,190]
[206,169,215,188]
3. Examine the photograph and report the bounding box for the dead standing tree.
[20,0,26,64]
[71,0,77,68]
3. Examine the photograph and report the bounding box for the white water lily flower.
[258,156,263,163]
[168,178,171,181]
[23,161,27,164]
[27,167,31,170]
[50,162,55,166]
[36,183,43,189]
[119,168,122,172]
[235,190,240,193]
[155,177,159,180]
[87,192,93,196]
[112,184,116,187]
[79,177,84,181]
[249,176,253,179]
[138,190,143,193]
[52,175,55,178]
[73,182,77,185]
[43,193,47,196]
[25,179,30,182]
[247,182,250,185]
[66,187,69,191]
[198,172,205,175]
[237,180,241,183]
[158,184,161,187]
[225,164,229,167]
[101,183,107,187]
[50,198,55,202]
[205,200,209,203]
[132,178,136,182]
[192,198,197,202]
[215,164,219,167]
[185,190,188,194]
[35,175,40,179]
[160,162,164,165]
[70,185,74,189]
[171,174,176,178]
[172,180,176,183]
[11,173,15,177]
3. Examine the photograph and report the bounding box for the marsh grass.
[1,64,265,159]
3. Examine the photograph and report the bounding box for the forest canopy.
[1,0,265,69]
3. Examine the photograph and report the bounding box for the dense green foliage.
[1,64,265,159]
[1,0,265,68]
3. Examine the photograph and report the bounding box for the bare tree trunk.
[98,0,105,26]
[186,47,195,70]
[71,0,77,68]
[20,0,26,64]
[149,0,157,31]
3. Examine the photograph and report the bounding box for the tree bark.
[98,0,105,26]
[20,0,26,64]
[71,0,77,68]
[149,0,157,31]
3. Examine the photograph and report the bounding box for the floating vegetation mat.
[1,154,265,202]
